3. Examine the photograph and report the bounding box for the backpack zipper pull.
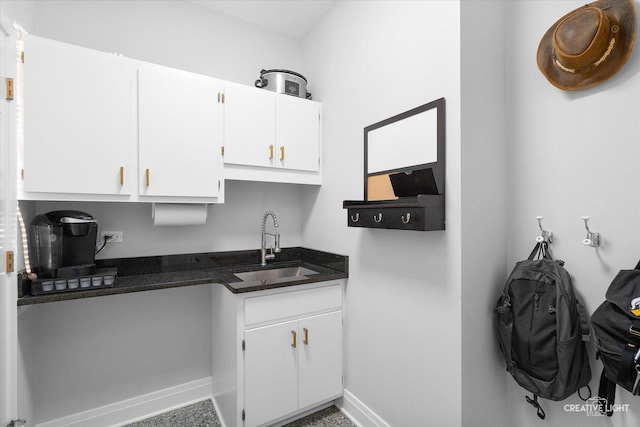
[534,293,540,311]
[503,294,511,308]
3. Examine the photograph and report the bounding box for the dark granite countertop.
[17,247,348,306]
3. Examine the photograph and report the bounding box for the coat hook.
[581,216,601,247]
[536,216,553,243]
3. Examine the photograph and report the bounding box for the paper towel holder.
[151,203,209,226]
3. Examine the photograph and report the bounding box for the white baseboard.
[35,377,212,427]
[337,389,391,427]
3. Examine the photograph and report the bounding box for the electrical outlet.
[99,231,123,243]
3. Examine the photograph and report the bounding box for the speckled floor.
[124,399,354,427]
[282,405,354,427]
[124,400,220,427]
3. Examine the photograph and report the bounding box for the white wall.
[505,1,640,426]
[25,0,306,88]
[460,2,508,426]
[34,181,305,259]
[302,2,463,426]
[19,285,213,424]
[1,0,34,32]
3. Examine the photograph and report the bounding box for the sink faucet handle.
[265,247,276,261]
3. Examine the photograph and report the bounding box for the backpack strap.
[598,345,638,416]
[578,384,592,401]
[576,300,591,342]
[598,368,616,416]
[616,344,638,392]
[525,394,546,420]
[527,242,543,260]
[494,301,514,367]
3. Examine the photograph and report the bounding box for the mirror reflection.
[367,108,437,174]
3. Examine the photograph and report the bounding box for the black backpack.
[495,242,592,419]
[591,261,640,416]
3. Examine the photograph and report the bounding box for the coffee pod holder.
[29,268,118,295]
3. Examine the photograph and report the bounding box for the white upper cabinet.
[138,63,223,200]
[222,83,322,185]
[20,35,321,201]
[276,94,321,173]
[223,84,276,169]
[23,35,135,198]
[21,35,224,203]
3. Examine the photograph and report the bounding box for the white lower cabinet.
[297,312,343,409]
[244,319,299,426]
[244,311,343,427]
[211,281,344,427]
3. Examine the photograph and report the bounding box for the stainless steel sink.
[233,266,318,283]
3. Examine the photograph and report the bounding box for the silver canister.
[255,69,311,99]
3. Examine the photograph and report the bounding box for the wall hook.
[536,216,553,243]
[581,216,601,247]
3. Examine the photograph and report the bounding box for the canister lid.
[259,69,307,82]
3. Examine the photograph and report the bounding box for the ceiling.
[191,0,336,39]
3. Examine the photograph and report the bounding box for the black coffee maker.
[29,210,98,278]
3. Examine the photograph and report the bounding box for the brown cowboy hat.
[537,0,636,91]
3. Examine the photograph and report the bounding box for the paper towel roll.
[152,203,208,226]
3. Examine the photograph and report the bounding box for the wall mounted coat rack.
[343,97,446,231]
[581,216,601,247]
[536,216,553,243]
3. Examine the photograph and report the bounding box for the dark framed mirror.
[343,97,445,231]
[365,97,445,201]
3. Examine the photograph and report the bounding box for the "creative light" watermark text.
[564,398,630,416]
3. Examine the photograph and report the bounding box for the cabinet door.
[138,64,222,198]
[244,320,298,427]
[298,311,343,409]
[223,84,276,168]
[276,95,321,172]
[23,35,134,196]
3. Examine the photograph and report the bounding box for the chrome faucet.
[261,210,281,266]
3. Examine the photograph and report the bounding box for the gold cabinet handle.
[269,145,274,160]
[280,146,285,161]
[303,327,309,345]
[145,168,150,187]
[119,166,124,186]
[291,330,297,348]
